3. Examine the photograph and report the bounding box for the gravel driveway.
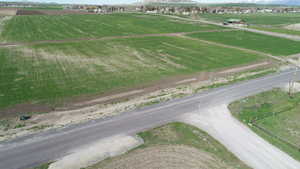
[181,104,300,169]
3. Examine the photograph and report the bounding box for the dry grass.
[17,45,173,73]
[87,122,250,169]
[94,145,233,169]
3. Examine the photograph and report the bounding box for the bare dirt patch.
[285,24,300,31]
[281,82,300,94]
[74,90,144,107]
[49,135,143,169]
[287,53,300,67]
[219,61,270,74]
[96,145,231,169]
[16,9,89,16]
[0,8,17,16]
[175,78,197,85]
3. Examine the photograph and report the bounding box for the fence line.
[252,122,300,152]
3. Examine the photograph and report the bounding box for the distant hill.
[142,0,300,6]
[143,0,194,3]
[206,3,284,7]
[211,1,300,6]
[204,1,300,7]
[271,0,300,6]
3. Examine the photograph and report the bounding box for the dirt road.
[181,104,300,169]
[165,15,300,41]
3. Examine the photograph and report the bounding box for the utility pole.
[289,66,299,98]
[288,80,293,97]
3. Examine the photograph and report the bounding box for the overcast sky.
[1,0,281,5]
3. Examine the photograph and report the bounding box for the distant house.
[223,19,247,26]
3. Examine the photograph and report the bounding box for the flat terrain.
[15,9,89,16]
[33,163,50,169]
[0,13,223,42]
[87,122,250,169]
[199,13,300,37]
[1,12,300,169]
[0,35,265,112]
[189,30,300,56]
[1,70,300,169]
[250,26,300,36]
[0,8,17,16]
[200,13,300,26]
[21,5,64,11]
[229,89,300,161]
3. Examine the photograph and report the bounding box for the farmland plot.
[250,25,300,37]
[189,30,300,56]
[200,13,300,37]
[0,36,264,109]
[200,13,300,26]
[0,13,224,42]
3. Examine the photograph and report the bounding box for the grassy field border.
[229,89,300,161]
[188,30,300,56]
[85,122,251,169]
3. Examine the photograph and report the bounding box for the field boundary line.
[179,35,289,64]
[161,14,300,41]
[0,29,238,48]
[252,122,300,152]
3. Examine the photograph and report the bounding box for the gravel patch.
[281,82,300,93]
[49,135,143,169]
[285,24,300,31]
[180,104,300,169]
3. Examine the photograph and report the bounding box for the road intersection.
[1,69,300,169]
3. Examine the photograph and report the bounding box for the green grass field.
[22,5,64,10]
[0,13,223,42]
[199,13,300,37]
[250,25,300,36]
[200,13,300,26]
[229,89,300,161]
[32,163,51,169]
[87,122,250,169]
[0,36,264,110]
[189,30,300,56]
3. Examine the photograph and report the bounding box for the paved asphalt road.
[235,26,300,41]
[0,69,299,169]
[166,15,300,41]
